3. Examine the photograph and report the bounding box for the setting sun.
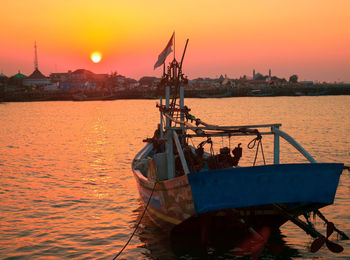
[91,52,102,63]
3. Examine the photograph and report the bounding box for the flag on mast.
[154,32,174,70]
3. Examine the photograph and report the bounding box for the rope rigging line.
[113,181,158,260]
[248,133,266,166]
[259,139,266,165]
[229,134,231,151]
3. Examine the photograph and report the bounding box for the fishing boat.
[131,39,347,254]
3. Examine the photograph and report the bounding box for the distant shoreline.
[2,68,350,102]
[0,87,350,102]
[1,84,350,102]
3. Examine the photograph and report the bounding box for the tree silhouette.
[289,75,298,83]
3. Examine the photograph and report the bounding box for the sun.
[91,52,102,63]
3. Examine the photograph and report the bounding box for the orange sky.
[0,0,349,82]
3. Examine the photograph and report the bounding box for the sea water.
[0,96,349,259]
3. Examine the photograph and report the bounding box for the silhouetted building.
[0,73,7,97]
[8,71,27,84]
[23,68,50,87]
[50,69,108,83]
[23,41,51,87]
[71,69,95,81]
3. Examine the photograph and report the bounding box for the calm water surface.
[0,96,349,259]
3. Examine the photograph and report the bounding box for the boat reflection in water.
[135,204,300,259]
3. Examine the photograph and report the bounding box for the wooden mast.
[161,38,190,179]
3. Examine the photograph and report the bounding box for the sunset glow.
[91,52,102,63]
[0,0,350,81]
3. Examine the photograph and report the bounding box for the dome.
[11,71,27,79]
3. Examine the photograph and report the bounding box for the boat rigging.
[127,36,348,258]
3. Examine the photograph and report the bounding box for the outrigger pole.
[178,39,189,79]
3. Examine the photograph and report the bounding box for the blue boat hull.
[188,163,343,215]
[133,153,343,231]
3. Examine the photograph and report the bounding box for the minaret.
[253,69,255,80]
[34,41,38,70]
[268,69,271,80]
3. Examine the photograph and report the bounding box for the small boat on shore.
[131,39,347,256]
[72,91,114,101]
[198,91,232,98]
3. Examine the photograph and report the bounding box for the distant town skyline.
[1,0,349,82]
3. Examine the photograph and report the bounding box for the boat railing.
[134,142,153,161]
[182,123,282,130]
[160,117,317,178]
[272,127,317,164]
[156,82,316,179]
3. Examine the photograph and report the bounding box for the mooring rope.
[113,181,158,259]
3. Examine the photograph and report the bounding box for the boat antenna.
[173,31,175,60]
[178,39,189,78]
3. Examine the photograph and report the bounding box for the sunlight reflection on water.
[0,96,349,259]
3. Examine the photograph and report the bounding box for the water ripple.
[0,97,349,259]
